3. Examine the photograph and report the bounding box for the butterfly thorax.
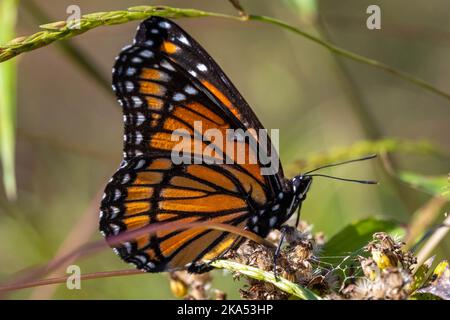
[247,175,312,237]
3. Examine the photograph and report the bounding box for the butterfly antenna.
[307,173,378,185]
[304,154,377,175]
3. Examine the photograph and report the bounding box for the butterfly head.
[286,174,313,219]
[292,174,313,203]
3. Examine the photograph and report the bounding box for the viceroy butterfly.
[99,17,375,273]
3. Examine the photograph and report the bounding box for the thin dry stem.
[29,190,102,299]
[0,269,142,292]
[0,220,273,292]
[415,215,450,271]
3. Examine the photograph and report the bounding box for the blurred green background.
[0,0,449,299]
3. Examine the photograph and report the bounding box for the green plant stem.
[211,260,321,300]
[248,14,450,101]
[0,6,237,63]
[288,138,446,175]
[0,6,449,102]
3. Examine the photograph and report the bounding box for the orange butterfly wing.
[100,17,293,272]
[101,156,257,271]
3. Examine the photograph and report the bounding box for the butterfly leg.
[295,201,303,229]
[273,225,289,281]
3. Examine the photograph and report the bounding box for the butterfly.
[99,17,330,273]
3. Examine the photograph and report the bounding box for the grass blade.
[0,0,19,200]
[289,138,445,174]
[397,172,450,200]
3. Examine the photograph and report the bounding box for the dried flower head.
[169,271,213,300]
[225,223,323,300]
[344,232,415,300]
[167,225,424,300]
